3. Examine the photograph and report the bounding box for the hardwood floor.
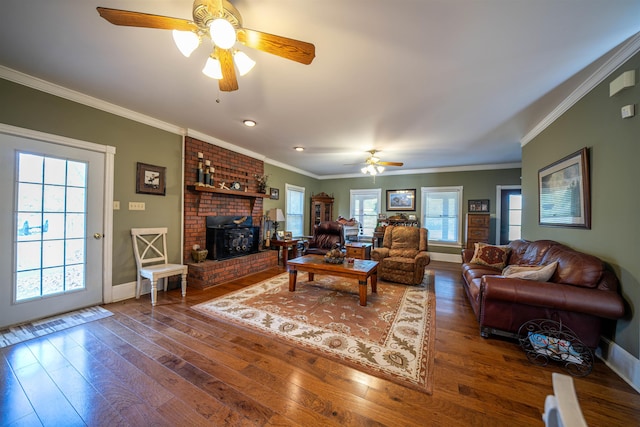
[2,261,639,426]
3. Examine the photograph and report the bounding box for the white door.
[0,129,106,327]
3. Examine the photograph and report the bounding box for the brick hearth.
[184,136,278,288]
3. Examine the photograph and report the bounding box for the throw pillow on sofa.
[502,261,558,282]
[470,243,511,269]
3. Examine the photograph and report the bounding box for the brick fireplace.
[184,137,277,289]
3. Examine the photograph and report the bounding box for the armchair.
[370,226,430,285]
[305,221,345,255]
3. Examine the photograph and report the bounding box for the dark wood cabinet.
[466,213,490,249]
[310,192,334,231]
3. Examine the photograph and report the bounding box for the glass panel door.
[0,132,105,328]
[16,153,88,301]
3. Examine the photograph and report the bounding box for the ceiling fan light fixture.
[376,166,385,173]
[172,30,200,57]
[202,56,223,79]
[210,18,236,49]
[234,51,255,76]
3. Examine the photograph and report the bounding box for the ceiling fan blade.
[237,28,315,65]
[216,47,238,92]
[377,161,404,167]
[97,7,198,32]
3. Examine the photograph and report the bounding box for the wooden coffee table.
[286,255,378,306]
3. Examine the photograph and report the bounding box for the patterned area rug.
[192,270,436,393]
[0,306,113,348]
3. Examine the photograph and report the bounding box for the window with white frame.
[421,186,463,246]
[350,188,381,237]
[285,184,305,237]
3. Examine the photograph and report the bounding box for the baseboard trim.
[597,337,640,393]
[429,252,461,263]
[112,281,138,302]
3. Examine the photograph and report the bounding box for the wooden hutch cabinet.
[466,213,490,250]
[310,192,334,230]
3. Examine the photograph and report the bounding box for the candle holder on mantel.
[196,152,204,186]
[204,159,211,187]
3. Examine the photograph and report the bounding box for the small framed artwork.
[283,231,293,240]
[277,230,285,239]
[538,147,590,229]
[386,189,416,211]
[270,188,279,200]
[136,162,166,196]
[468,199,490,213]
[378,213,387,220]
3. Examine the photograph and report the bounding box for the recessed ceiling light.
[243,119,256,127]
[294,147,304,151]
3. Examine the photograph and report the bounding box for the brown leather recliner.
[305,221,345,255]
[371,226,430,285]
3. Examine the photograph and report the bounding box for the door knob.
[93,233,103,239]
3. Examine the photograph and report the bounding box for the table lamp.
[268,208,285,239]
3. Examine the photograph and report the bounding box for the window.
[508,194,522,241]
[421,186,463,246]
[350,189,381,237]
[285,184,305,237]
[16,153,88,301]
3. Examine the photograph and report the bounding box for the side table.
[270,239,299,268]
[346,242,372,260]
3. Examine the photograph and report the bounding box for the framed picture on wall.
[136,162,166,196]
[270,188,279,200]
[468,199,490,213]
[386,189,416,211]
[538,147,591,228]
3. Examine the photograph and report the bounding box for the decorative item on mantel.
[205,160,215,187]
[254,173,269,193]
[196,152,204,186]
[191,244,208,263]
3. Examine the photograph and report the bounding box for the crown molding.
[264,158,320,179]
[0,65,185,136]
[0,65,521,179]
[319,162,522,180]
[521,32,640,146]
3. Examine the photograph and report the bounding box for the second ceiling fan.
[97,0,315,92]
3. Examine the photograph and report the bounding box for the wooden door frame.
[495,185,521,244]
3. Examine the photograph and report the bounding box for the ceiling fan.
[97,0,315,92]
[361,150,403,175]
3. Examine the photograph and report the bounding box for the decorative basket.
[324,256,345,264]
[191,249,208,263]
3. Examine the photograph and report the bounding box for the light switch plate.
[129,202,145,210]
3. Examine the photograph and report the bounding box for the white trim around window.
[420,186,463,247]
[285,183,305,237]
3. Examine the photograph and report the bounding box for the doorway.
[496,185,522,245]
[0,125,114,328]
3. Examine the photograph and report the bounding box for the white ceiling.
[1,0,640,177]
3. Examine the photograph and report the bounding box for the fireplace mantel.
[187,185,270,214]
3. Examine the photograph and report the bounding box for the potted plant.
[254,173,269,193]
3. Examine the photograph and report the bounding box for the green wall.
[522,54,640,357]
[320,169,522,254]
[0,78,184,287]
[262,163,323,236]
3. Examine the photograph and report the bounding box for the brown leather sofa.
[371,226,430,285]
[461,239,625,348]
[304,221,345,255]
